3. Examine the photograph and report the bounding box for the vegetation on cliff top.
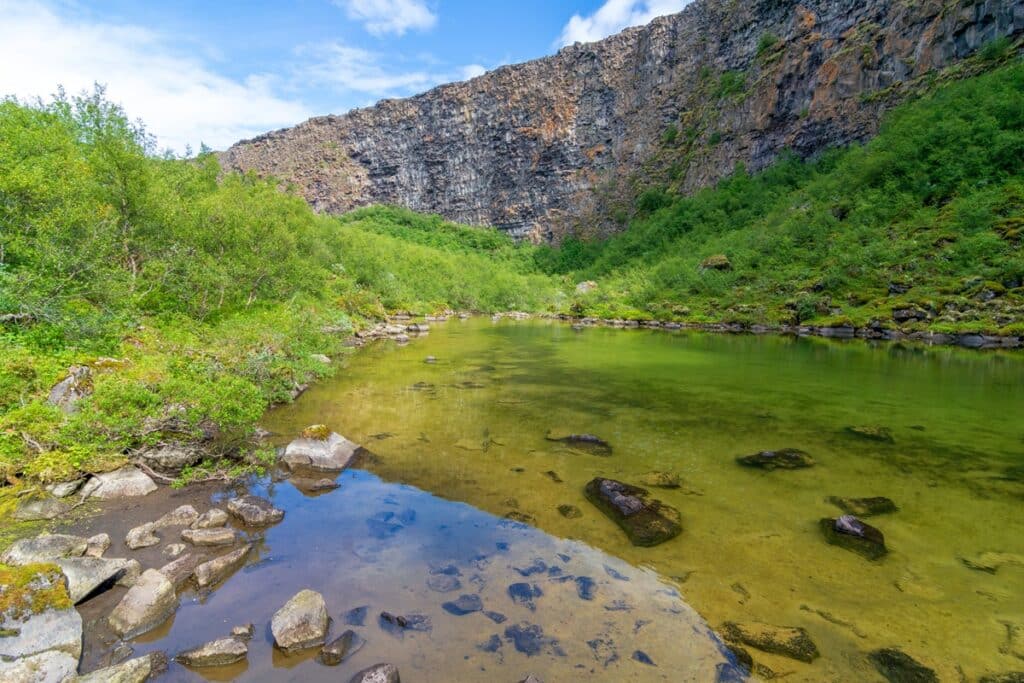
[537,61,1024,334]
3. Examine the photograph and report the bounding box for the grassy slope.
[537,60,1024,334]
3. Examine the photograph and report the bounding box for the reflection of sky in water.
[124,470,735,681]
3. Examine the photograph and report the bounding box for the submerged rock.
[820,515,888,560]
[507,583,543,610]
[271,589,329,651]
[87,467,157,500]
[637,471,681,488]
[545,431,612,456]
[557,504,582,518]
[845,425,895,443]
[108,569,178,639]
[504,622,563,657]
[283,430,360,471]
[349,663,401,683]
[720,621,820,663]
[583,478,682,547]
[176,637,248,667]
[736,448,814,470]
[194,545,251,588]
[319,630,365,666]
[379,611,431,635]
[827,496,898,516]
[960,551,1024,574]
[442,594,483,616]
[980,674,1024,683]
[226,495,284,527]
[868,648,938,683]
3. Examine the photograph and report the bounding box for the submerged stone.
[583,478,682,547]
[845,425,895,443]
[827,496,898,516]
[633,650,656,665]
[736,448,814,470]
[442,594,483,616]
[344,606,369,626]
[426,574,462,593]
[319,630,365,666]
[868,648,938,683]
[504,622,563,657]
[960,551,1024,574]
[575,576,596,601]
[720,621,820,663]
[637,471,681,488]
[821,515,888,560]
[379,611,431,636]
[557,504,582,518]
[545,431,612,456]
[348,663,400,683]
[176,637,248,667]
[508,582,543,610]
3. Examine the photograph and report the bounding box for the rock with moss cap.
[719,621,820,663]
[47,365,92,413]
[0,563,80,665]
[700,254,732,271]
[283,427,360,471]
[2,534,88,565]
[584,478,681,547]
[820,515,887,560]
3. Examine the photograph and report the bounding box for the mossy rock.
[583,478,681,547]
[301,424,332,440]
[720,621,820,663]
[844,425,895,443]
[736,448,814,470]
[0,563,72,618]
[700,254,733,271]
[868,648,938,683]
[820,515,887,561]
[637,471,681,488]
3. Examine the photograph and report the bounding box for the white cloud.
[336,0,437,37]
[460,64,488,80]
[0,1,312,153]
[556,0,692,47]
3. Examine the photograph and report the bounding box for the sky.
[0,0,692,153]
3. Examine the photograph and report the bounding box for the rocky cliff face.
[222,0,1023,241]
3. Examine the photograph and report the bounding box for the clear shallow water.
[70,471,732,681]
[263,318,1024,681]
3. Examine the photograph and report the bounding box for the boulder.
[271,589,329,651]
[820,515,887,560]
[583,478,682,547]
[192,508,228,529]
[153,505,200,528]
[180,528,237,546]
[85,534,111,558]
[138,442,202,473]
[349,663,401,683]
[86,467,157,500]
[159,553,201,588]
[176,637,248,667]
[54,557,136,603]
[0,651,79,682]
[47,365,92,413]
[283,431,360,471]
[575,280,598,294]
[545,431,612,456]
[73,652,168,682]
[868,648,938,683]
[0,574,81,662]
[736,449,814,470]
[720,621,820,663]
[226,495,284,527]
[108,569,178,639]
[319,630,365,666]
[827,496,897,516]
[194,545,251,588]
[126,524,160,550]
[2,534,87,565]
[47,480,83,498]
[13,497,69,521]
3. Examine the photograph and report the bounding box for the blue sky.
[0,0,691,152]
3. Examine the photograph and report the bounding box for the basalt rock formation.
[222,0,1023,240]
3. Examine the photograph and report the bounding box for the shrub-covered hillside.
[538,61,1024,335]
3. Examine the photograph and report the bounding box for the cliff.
[221,0,1024,241]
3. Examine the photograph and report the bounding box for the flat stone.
[349,663,401,683]
[0,651,79,682]
[736,448,814,470]
[192,509,228,529]
[153,505,200,528]
[827,496,898,516]
[545,431,612,456]
[319,630,365,666]
[226,495,284,527]
[108,569,178,639]
[2,534,88,565]
[194,545,251,588]
[0,604,82,661]
[283,432,360,471]
[54,557,135,603]
[176,637,248,667]
[271,589,329,651]
[868,648,938,683]
[159,553,200,588]
[720,621,820,663]
[13,497,70,521]
[820,515,887,560]
[85,534,110,558]
[584,477,682,547]
[442,594,483,616]
[181,527,237,546]
[73,652,169,682]
[87,467,157,500]
[126,524,160,550]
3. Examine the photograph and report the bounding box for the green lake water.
[263,318,1024,681]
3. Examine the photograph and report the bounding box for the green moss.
[301,424,332,440]
[0,563,72,617]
